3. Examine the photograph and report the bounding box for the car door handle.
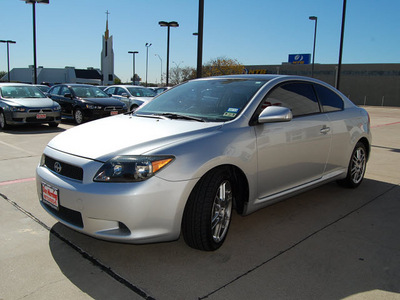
[320,126,331,134]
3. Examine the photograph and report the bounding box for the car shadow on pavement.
[1,124,66,134]
[48,178,400,300]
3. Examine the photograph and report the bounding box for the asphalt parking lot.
[1,106,399,300]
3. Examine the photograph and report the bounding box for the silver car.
[36,75,371,251]
[104,85,156,111]
[0,83,61,129]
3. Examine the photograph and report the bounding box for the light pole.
[22,0,49,84]
[145,43,152,87]
[0,40,16,82]
[128,51,138,85]
[336,0,347,90]
[155,54,163,85]
[196,0,204,78]
[309,16,317,78]
[159,21,179,86]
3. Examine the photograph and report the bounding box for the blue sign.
[288,54,311,65]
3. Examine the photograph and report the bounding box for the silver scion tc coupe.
[36,75,371,251]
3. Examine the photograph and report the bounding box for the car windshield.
[127,87,156,97]
[71,86,109,98]
[136,78,268,122]
[0,86,46,99]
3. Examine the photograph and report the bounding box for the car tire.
[182,167,234,251]
[74,108,84,125]
[130,105,139,112]
[337,142,367,188]
[0,111,9,130]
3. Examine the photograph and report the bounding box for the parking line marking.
[0,177,36,186]
[371,121,400,128]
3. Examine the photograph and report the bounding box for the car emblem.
[54,162,62,173]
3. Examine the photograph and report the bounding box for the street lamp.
[0,40,16,82]
[145,43,152,87]
[21,0,49,84]
[128,51,138,85]
[155,54,163,85]
[159,21,179,86]
[309,16,317,78]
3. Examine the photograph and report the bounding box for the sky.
[1,0,399,84]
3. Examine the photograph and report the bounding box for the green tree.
[203,57,244,77]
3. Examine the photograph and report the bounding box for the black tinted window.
[314,84,344,112]
[49,86,61,95]
[264,82,320,117]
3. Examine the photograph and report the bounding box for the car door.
[58,86,75,116]
[255,82,332,200]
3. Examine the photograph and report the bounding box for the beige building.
[245,63,400,107]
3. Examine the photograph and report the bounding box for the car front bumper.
[36,148,196,244]
[6,110,61,125]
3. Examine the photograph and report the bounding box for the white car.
[36,75,371,251]
[105,85,156,111]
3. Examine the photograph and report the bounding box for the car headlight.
[10,106,26,112]
[93,155,174,182]
[85,104,103,110]
[53,105,61,111]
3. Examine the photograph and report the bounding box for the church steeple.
[101,10,114,85]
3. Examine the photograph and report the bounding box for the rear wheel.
[0,111,8,130]
[338,142,367,188]
[182,167,234,251]
[74,108,84,125]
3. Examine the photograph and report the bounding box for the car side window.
[314,84,344,112]
[116,88,126,96]
[107,87,116,95]
[60,86,70,97]
[262,82,320,117]
[49,86,61,95]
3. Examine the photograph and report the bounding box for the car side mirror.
[63,93,73,99]
[258,106,293,123]
[121,93,129,98]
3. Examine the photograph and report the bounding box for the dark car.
[47,84,127,124]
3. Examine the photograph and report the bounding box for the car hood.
[4,97,56,107]
[83,97,124,105]
[48,114,221,161]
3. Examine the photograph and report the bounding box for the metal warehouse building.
[245,63,400,107]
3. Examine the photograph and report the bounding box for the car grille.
[44,155,84,181]
[28,108,54,113]
[104,106,124,111]
[42,202,83,228]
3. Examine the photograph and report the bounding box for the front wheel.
[182,168,234,251]
[338,142,367,188]
[0,111,8,130]
[74,108,84,125]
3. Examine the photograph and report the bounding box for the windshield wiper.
[160,113,205,122]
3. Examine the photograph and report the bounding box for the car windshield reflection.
[0,86,46,99]
[71,86,109,98]
[136,78,268,122]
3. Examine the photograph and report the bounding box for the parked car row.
[0,82,172,129]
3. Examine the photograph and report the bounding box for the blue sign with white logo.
[288,54,311,65]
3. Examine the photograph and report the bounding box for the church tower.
[101,11,114,85]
